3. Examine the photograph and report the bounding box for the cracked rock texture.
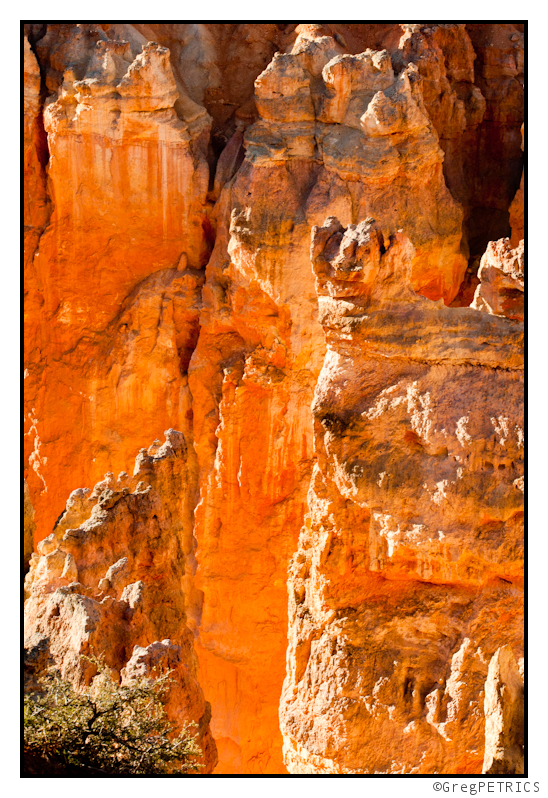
[24,23,523,774]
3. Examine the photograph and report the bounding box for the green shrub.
[23,656,202,776]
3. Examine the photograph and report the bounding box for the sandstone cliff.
[24,23,524,775]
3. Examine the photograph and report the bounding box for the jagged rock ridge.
[24,429,217,771]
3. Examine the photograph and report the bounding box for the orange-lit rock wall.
[24,23,524,775]
[187,161,326,771]
[280,219,523,773]
[24,27,210,542]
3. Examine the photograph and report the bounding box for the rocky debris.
[24,430,217,772]
[482,646,524,774]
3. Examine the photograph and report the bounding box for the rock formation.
[471,238,524,322]
[24,26,210,543]
[482,646,524,774]
[24,23,524,775]
[24,429,217,771]
[279,217,523,773]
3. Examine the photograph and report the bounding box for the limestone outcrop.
[24,24,524,775]
[247,27,467,304]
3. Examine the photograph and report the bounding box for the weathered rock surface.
[24,481,36,573]
[24,37,51,266]
[186,29,473,770]
[24,24,524,775]
[471,238,524,322]
[24,28,210,542]
[24,633,53,694]
[482,646,524,774]
[188,162,325,772]
[279,218,523,774]
[247,26,467,304]
[509,125,524,247]
[410,24,523,256]
[24,430,217,772]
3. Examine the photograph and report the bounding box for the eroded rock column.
[280,218,524,774]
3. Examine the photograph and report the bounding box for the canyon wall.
[280,218,523,773]
[24,23,524,775]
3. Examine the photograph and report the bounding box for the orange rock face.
[280,219,523,773]
[24,37,51,262]
[24,27,210,543]
[24,24,524,775]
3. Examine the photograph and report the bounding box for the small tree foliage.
[23,656,202,776]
